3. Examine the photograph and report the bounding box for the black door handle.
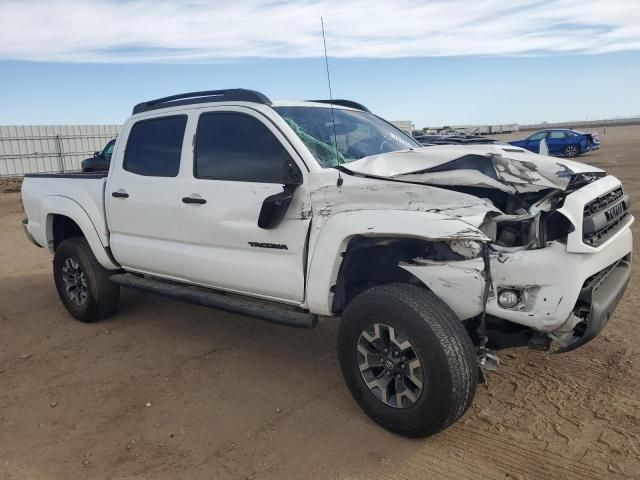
[112,191,129,198]
[182,196,206,204]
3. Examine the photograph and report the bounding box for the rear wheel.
[564,144,580,157]
[337,284,478,437]
[53,237,119,322]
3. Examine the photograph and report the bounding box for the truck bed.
[21,172,110,251]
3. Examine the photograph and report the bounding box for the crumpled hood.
[341,144,604,193]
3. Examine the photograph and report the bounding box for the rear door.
[106,114,189,278]
[181,107,311,302]
[546,130,567,155]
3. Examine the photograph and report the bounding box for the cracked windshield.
[274,106,421,167]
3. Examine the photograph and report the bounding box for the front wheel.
[337,284,478,438]
[53,237,120,322]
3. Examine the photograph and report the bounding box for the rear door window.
[548,131,567,139]
[194,112,290,183]
[124,116,187,177]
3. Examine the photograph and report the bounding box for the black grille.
[583,187,623,217]
[583,187,629,246]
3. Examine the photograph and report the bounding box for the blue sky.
[1,0,639,128]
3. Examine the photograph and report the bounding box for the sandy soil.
[1,126,639,479]
[0,177,21,194]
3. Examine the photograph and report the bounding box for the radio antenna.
[321,17,343,186]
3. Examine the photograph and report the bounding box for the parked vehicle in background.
[81,139,115,172]
[414,134,504,146]
[415,124,519,137]
[509,129,600,157]
[21,89,632,438]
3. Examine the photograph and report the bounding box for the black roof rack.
[307,99,371,113]
[132,89,272,114]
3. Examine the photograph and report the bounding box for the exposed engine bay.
[339,145,611,250]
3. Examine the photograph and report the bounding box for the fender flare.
[305,209,488,316]
[40,196,119,270]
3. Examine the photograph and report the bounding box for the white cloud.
[0,0,638,62]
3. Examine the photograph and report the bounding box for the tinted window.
[548,131,566,139]
[104,140,114,159]
[528,131,547,140]
[195,112,290,182]
[124,116,187,177]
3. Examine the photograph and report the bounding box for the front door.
[181,108,311,302]
[525,131,548,153]
[106,114,189,278]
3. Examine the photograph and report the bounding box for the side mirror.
[257,160,303,230]
[93,151,100,158]
[258,185,297,229]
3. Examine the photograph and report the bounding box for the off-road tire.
[53,237,119,322]
[338,283,478,437]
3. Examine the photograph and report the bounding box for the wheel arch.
[305,210,489,316]
[42,196,119,270]
[330,235,433,315]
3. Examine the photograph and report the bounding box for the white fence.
[0,125,121,177]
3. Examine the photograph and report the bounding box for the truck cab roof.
[131,88,369,116]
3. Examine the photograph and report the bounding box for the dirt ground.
[1,125,639,480]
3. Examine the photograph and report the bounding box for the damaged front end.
[341,146,632,356]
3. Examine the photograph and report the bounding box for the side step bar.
[110,273,318,329]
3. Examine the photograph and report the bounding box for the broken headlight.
[447,239,483,259]
[540,210,574,244]
[481,211,573,249]
[480,213,538,248]
[494,217,538,248]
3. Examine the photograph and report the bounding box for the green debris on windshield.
[275,106,420,168]
[283,118,345,167]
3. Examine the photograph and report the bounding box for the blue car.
[509,129,600,158]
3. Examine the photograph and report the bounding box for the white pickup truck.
[21,89,633,437]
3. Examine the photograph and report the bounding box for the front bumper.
[556,255,630,352]
[403,227,632,333]
[485,227,632,332]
